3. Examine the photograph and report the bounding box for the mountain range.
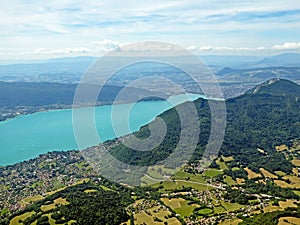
[1,53,300,83]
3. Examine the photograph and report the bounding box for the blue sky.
[1,0,300,59]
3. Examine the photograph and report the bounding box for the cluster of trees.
[3,177,164,225]
[244,180,299,200]
[3,181,134,225]
[58,189,132,224]
[224,187,256,205]
[224,168,248,180]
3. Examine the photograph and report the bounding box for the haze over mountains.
[0,53,299,104]
[0,53,300,82]
[0,82,164,107]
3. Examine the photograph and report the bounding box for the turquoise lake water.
[0,94,204,166]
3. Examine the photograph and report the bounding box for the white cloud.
[195,45,268,52]
[91,39,121,52]
[271,42,300,50]
[33,47,91,55]
[199,46,214,51]
[1,1,300,59]
[187,45,197,51]
[27,39,122,56]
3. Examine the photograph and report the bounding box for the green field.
[154,180,214,192]
[224,176,237,186]
[214,206,227,214]
[174,201,197,217]
[161,198,198,217]
[221,201,243,212]
[197,207,213,215]
[173,170,206,183]
[216,159,228,170]
[146,165,178,179]
[293,190,300,197]
[131,202,180,225]
[204,169,223,177]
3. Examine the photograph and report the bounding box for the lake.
[0,94,205,166]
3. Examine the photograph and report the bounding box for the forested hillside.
[109,78,300,174]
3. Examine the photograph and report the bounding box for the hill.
[0,81,165,107]
[0,81,166,121]
[246,78,300,97]
[256,53,300,67]
[102,79,300,179]
[217,66,300,82]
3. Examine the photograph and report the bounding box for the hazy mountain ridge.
[217,66,300,80]
[1,53,300,84]
[256,53,300,67]
[0,81,167,121]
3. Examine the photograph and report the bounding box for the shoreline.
[0,93,207,167]
[0,92,215,123]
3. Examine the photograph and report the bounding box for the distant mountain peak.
[256,53,300,67]
[246,78,300,97]
[217,67,233,75]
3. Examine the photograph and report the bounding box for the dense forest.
[1,181,135,225]
[109,78,300,174]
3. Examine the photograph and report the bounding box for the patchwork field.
[218,219,243,225]
[275,145,288,152]
[278,217,300,225]
[260,168,278,179]
[275,171,286,176]
[18,195,44,207]
[216,158,228,170]
[263,205,282,213]
[221,156,234,162]
[128,200,181,225]
[10,211,35,225]
[40,197,68,212]
[274,174,300,188]
[236,178,245,185]
[244,167,261,179]
[161,198,199,217]
[292,159,300,167]
[292,168,298,175]
[274,180,291,188]
[279,200,298,209]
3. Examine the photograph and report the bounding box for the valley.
[0,79,299,225]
